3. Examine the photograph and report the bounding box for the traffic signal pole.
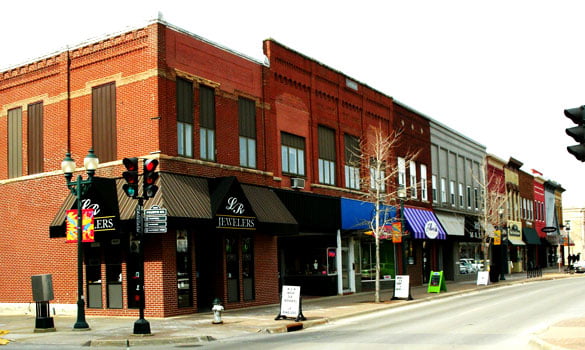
[122,157,159,335]
[565,106,585,161]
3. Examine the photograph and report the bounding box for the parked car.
[574,260,585,273]
[459,260,474,274]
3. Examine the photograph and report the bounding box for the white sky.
[2,0,584,207]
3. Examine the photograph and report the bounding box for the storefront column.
[336,229,343,295]
[348,236,356,293]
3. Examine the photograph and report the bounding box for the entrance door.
[342,247,350,291]
[423,241,431,283]
[195,232,222,312]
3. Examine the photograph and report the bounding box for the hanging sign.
[477,271,489,285]
[393,275,412,299]
[65,209,95,243]
[275,285,306,322]
[427,271,447,293]
[493,230,501,245]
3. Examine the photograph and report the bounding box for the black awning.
[275,189,340,234]
[523,227,541,245]
[242,184,298,234]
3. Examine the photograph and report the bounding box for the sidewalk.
[0,268,581,348]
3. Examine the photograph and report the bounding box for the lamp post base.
[73,300,90,330]
[133,318,151,335]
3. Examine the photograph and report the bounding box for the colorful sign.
[494,230,501,245]
[427,270,447,293]
[66,209,95,243]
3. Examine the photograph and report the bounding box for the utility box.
[31,274,54,301]
[31,274,55,332]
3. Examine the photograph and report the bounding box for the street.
[202,277,585,350]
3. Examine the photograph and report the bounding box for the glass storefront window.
[326,247,337,275]
[176,230,192,308]
[360,238,396,280]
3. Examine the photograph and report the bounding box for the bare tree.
[355,125,420,303]
[473,158,508,271]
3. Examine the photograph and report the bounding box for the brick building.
[1,19,443,317]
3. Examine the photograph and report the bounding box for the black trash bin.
[489,265,500,283]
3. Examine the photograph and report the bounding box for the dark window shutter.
[177,78,194,123]
[27,102,43,174]
[8,108,22,178]
[239,98,256,138]
[318,126,336,161]
[92,83,117,162]
[200,85,215,129]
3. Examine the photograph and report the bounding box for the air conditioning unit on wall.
[291,178,305,189]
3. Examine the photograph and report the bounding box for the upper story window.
[199,85,216,161]
[458,183,464,207]
[431,175,437,203]
[27,102,43,175]
[409,161,417,199]
[420,164,428,201]
[177,78,193,158]
[450,180,456,206]
[474,187,479,211]
[344,134,360,190]
[239,97,256,168]
[7,107,22,179]
[466,186,472,209]
[92,82,116,162]
[397,157,406,188]
[370,158,386,192]
[318,126,336,185]
[441,178,447,203]
[281,132,305,176]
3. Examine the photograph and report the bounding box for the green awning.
[523,228,541,245]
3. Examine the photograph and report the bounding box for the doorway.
[195,232,222,312]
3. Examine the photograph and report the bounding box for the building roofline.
[1,15,266,73]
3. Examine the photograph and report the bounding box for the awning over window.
[340,197,396,231]
[436,212,464,236]
[523,228,541,245]
[403,207,446,240]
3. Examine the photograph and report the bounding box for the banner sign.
[427,271,447,293]
[493,230,501,245]
[66,209,95,243]
[275,285,306,322]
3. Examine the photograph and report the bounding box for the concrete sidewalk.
[0,269,581,348]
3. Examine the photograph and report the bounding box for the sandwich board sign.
[275,285,306,322]
[427,271,447,293]
[392,275,413,300]
[477,271,489,285]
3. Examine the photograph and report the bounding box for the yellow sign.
[494,230,501,245]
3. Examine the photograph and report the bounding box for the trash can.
[489,265,500,283]
[31,274,55,332]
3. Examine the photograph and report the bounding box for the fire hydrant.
[211,298,224,324]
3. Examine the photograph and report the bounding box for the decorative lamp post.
[398,186,407,275]
[498,208,506,280]
[61,149,99,330]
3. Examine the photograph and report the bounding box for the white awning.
[436,212,465,236]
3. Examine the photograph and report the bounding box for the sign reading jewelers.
[216,196,256,230]
[424,220,439,239]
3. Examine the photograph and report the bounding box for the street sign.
[144,205,167,234]
[542,226,557,233]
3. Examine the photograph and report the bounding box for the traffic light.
[122,157,139,197]
[565,106,585,162]
[143,159,159,199]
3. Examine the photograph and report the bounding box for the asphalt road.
[201,277,585,350]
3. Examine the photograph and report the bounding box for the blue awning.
[341,197,396,231]
[403,207,446,240]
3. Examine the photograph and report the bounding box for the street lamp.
[398,186,407,275]
[61,149,99,330]
[498,208,506,281]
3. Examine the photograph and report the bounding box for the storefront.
[340,197,398,292]
[275,190,342,296]
[402,207,446,284]
[523,227,541,269]
[50,174,297,317]
[507,220,526,272]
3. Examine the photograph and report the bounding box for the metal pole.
[73,175,89,330]
[401,199,407,275]
[134,197,151,335]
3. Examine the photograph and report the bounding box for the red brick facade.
[1,21,435,317]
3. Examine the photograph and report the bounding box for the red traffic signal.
[122,157,139,197]
[143,159,159,199]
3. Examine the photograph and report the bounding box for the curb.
[90,335,215,347]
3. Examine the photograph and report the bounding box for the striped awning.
[403,207,446,240]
